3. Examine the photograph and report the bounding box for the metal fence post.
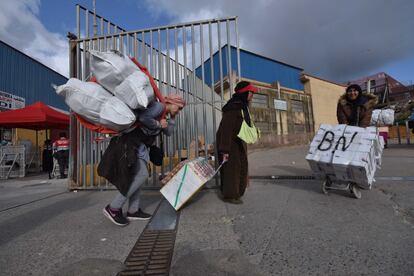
[406,120,410,145]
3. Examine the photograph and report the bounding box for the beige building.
[300,74,346,131]
[216,74,314,148]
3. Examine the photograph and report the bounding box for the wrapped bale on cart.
[306,124,384,191]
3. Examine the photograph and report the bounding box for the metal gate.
[68,5,241,189]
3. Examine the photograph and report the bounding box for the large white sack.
[89,50,137,92]
[55,78,136,131]
[114,71,155,109]
[370,109,395,126]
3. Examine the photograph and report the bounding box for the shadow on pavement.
[0,192,92,246]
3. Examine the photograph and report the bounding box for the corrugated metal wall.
[0,40,68,110]
[197,45,304,91]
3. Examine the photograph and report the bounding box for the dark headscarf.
[346,84,367,125]
[222,81,252,126]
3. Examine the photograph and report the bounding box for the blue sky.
[1,0,413,85]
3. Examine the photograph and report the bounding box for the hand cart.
[321,175,362,199]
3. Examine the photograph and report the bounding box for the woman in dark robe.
[42,139,54,179]
[216,81,258,204]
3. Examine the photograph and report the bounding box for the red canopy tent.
[0,101,69,130]
[0,101,69,174]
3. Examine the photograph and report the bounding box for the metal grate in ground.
[118,200,179,276]
[250,175,315,180]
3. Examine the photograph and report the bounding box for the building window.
[251,93,268,108]
[290,100,304,113]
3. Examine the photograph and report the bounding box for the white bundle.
[370,109,395,126]
[89,50,154,109]
[306,124,384,189]
[114,71,155,109]
[55,78,136,131]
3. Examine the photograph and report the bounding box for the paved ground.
[0,143,413,275]
[0,177,161,276]
[172,143,414,276]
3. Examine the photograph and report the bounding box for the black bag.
[149,136,164,166]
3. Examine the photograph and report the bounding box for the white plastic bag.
[370,109,395,126]
[89,50,137,92]
[90,50,155,109]
[114,71,154,109]
[55,78,136,131]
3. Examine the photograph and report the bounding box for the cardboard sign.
[160,157,216,210]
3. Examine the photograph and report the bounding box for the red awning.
[0,101,69,130]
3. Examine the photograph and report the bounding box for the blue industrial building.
[196,45,304,91]
[0,40,68,111]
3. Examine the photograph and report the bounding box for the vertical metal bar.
[166,28,171,93]
[90,132,94,188]
[126,33,130,56]
[174,27,179,94]
[226,20,233,95]
[82,40,88,188]
[120,34,124,53]
[182,26,190,159]
[100,17,104,35]
[76,42,81,186]
[166,28,173,171]
[78,123,82,186]
[174,27,181,162]
[235,17,241,83]
[150,30,154,74]
[100,17,104,50]
[133,32,137,58]
[397,122,401,144]
[217,22,224,106]
[200,24,208,157]
[76,5,80,38]
[141,31,145,65]
[406,120,410,144]
[107,21,111,50]
[191,25,199,158]
[85,9,89,38]
[209,22,218,182]
[113,25,117,50]
[158,29,166,177]
[158,30,162,85]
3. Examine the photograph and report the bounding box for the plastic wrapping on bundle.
[55,78,136,131]
[90,50,154,109]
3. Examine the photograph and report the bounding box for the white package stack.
[370,109,395,126]
[306,124,346,179]
[55,78,136,131]
[89,50,154,109]
[306,124,384,189]
[160,158,216,210]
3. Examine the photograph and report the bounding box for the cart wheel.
[322,180,329,194]
[350,184,362,199]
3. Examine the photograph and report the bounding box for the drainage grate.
[250,175,315,180]
[119,230,176,276]
[118,200,179,276]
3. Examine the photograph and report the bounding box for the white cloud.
[0,0,69,77]
[143,0,414,82]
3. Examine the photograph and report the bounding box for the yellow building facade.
[300,74,346,131]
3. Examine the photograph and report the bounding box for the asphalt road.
[0,144,413,275]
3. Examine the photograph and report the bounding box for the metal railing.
[68,5,240,189]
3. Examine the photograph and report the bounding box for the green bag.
[237,108,260,144]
